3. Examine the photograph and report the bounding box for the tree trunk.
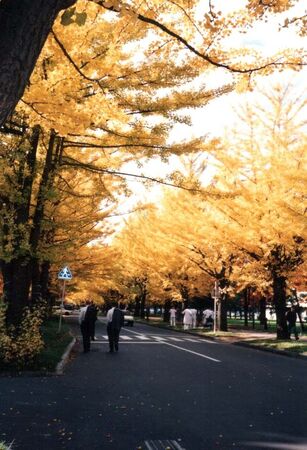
[31,258,42,305]
[219,294,228,331]
[259,297,268,330]
[29,131,60,305]
[40,260,51,304]
[2,258,32,328]
[0,126,40,326]
[163,299,171,323]
[140,292,146,319]
[134,298,140,317]
[273,274,289,339]
[244,288,249,326]
[0,0,76,126]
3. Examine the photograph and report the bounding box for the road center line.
[164,342,221,363]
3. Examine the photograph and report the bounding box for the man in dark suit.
[106,303,124,353]
[86,301,98,341]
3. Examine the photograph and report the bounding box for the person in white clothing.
[169,307,177,326]
[79,301,91,352]
[182,308,193,330]
[79,304,88,324]
[203,308,214,328]
[190,308,197,328]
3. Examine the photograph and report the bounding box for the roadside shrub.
[0,304,44,367]
[0,441,14,450]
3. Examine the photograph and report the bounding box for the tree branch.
[94,1,306,74]
[61,155,205,193]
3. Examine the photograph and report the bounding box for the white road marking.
[123,327,145,336]
[199,338,218,344]
[164,342,221,363]
[242,442,307,449]
[183,338,200,342]
[120,335,133,340]
[136,335,151,340]
[91,341,161,344]
[144,440,186,450]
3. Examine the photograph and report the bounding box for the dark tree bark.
[30,131,62,305]
[1,127,62,326]
[163,299,171,323]
[244,288,249,327]
[2,258,32,327]
[134,298,140,317]
[1,126,40,326]
[132,277,147,318]
[0,0,76,126]
[219,294,228,331]
[216,276,229,332]
[40,260,51,303]
[273,274,289,339]
[259,296,268,330]
[140,292,146,319]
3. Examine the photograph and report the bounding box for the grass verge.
[247,339,307,354]
[31,317,73,371]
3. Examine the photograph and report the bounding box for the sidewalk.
[137,318,307,359]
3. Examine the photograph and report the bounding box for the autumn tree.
[0,0,218,326]
[206,84,306,338]
[0,0,305,125]
[0,122,121,326]
[112,85,306,338]
[112,200,212,321]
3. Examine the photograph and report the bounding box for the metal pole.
[58,279,66,333]
[213,297,217,334]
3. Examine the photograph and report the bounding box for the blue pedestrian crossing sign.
[58,266,73,280]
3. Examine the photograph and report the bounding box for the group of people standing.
[78,302,302,353]
[79,301,124,353]
[169,306,214,329]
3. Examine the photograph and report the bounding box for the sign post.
[212,280,221,334]
[58,266,73,332]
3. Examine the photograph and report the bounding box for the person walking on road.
[79,301,93,353]
[182,308,193,330]
[106,303,124,352]
[286,305,299,340]
[86,301,98,341]
[190,308,197,328]
[169,306,177,327]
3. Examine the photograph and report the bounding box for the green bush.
[0,305,43,367]
[0,441,14,450]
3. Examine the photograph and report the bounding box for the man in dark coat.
[106,304,124,353]
[86,301,98,341]
[79,300,98,352]
[286,305,299,340]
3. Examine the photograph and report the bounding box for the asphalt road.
[0,316,306,450]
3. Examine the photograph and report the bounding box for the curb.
[55,337,76,375]
[234,341,307,360]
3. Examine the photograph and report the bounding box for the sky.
[107,1,307,230]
